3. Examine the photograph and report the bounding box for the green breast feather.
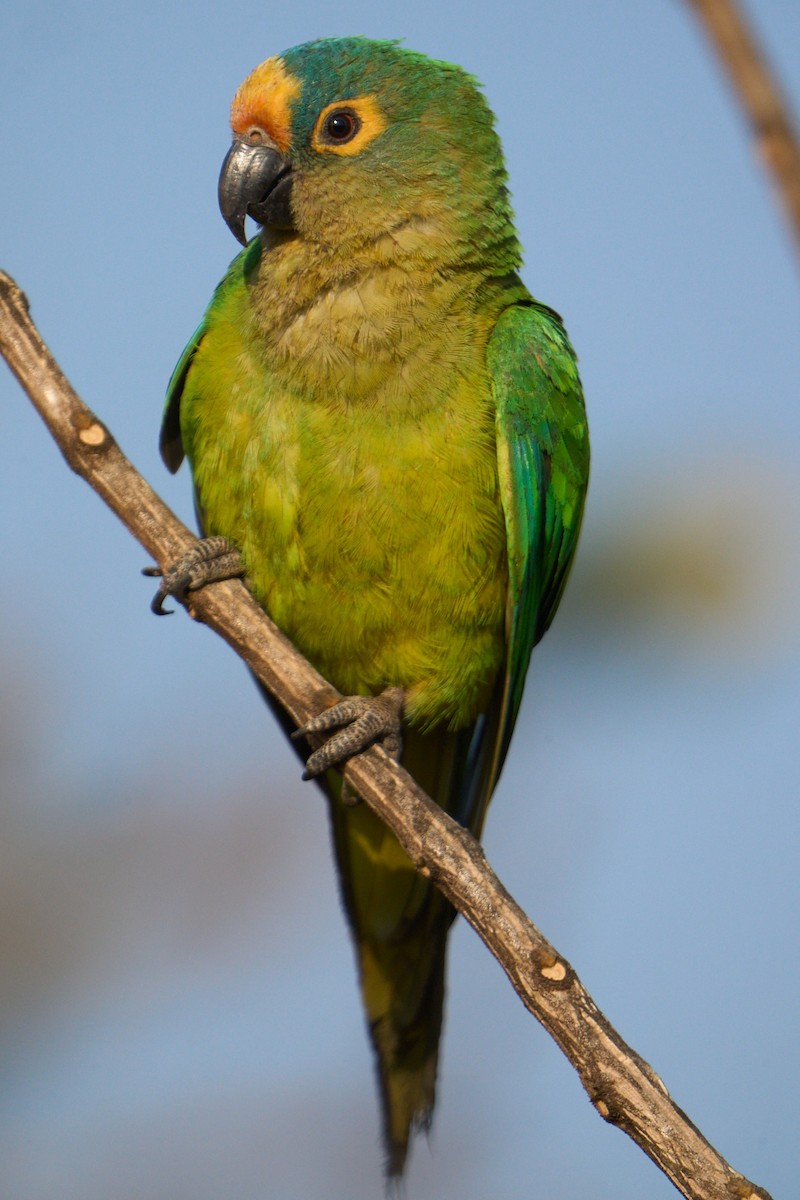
[161,282,589,832]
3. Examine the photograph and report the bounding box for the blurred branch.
[0,271,772,1200]
[687,0,800,255]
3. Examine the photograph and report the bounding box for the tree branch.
[0,270,772,1200]
[686,0,800,255]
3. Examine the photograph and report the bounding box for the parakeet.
[159,36,589,1176]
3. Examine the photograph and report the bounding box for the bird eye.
[322,109,360,143]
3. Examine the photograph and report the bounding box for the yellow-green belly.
[181,265,508,730]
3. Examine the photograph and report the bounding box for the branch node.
[531,948,573,988]
[77,420,110,448]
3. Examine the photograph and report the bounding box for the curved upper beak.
[218,137,294,245]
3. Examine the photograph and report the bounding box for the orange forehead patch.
[230,56,301,153]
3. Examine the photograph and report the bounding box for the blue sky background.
[1,2,798,1197]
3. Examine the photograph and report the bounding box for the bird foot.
[293,686,405,782]
[143,536,244,615]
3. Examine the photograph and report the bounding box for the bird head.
[218,37,517,263]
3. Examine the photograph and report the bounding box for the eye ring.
[321,108,360,144]
[311,97,385,155]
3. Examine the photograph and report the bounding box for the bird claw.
[143,536,244,615]
[294,686,405,782]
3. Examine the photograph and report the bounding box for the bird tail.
[327,721,491,1176]
[328,790,453,1176]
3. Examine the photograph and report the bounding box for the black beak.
[218,137,294,245]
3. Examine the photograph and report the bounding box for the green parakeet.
[159,36,589,1176]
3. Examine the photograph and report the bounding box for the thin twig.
[0,271,772,1200]
[687,0,800,255]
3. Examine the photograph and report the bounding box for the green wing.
[160,240,262,474]
[488,300,590,786]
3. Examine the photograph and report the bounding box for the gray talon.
[296,686,405,780]
[143,536,243,614]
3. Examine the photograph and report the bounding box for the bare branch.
[686,0,800,255]
[0,271,773,1200]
